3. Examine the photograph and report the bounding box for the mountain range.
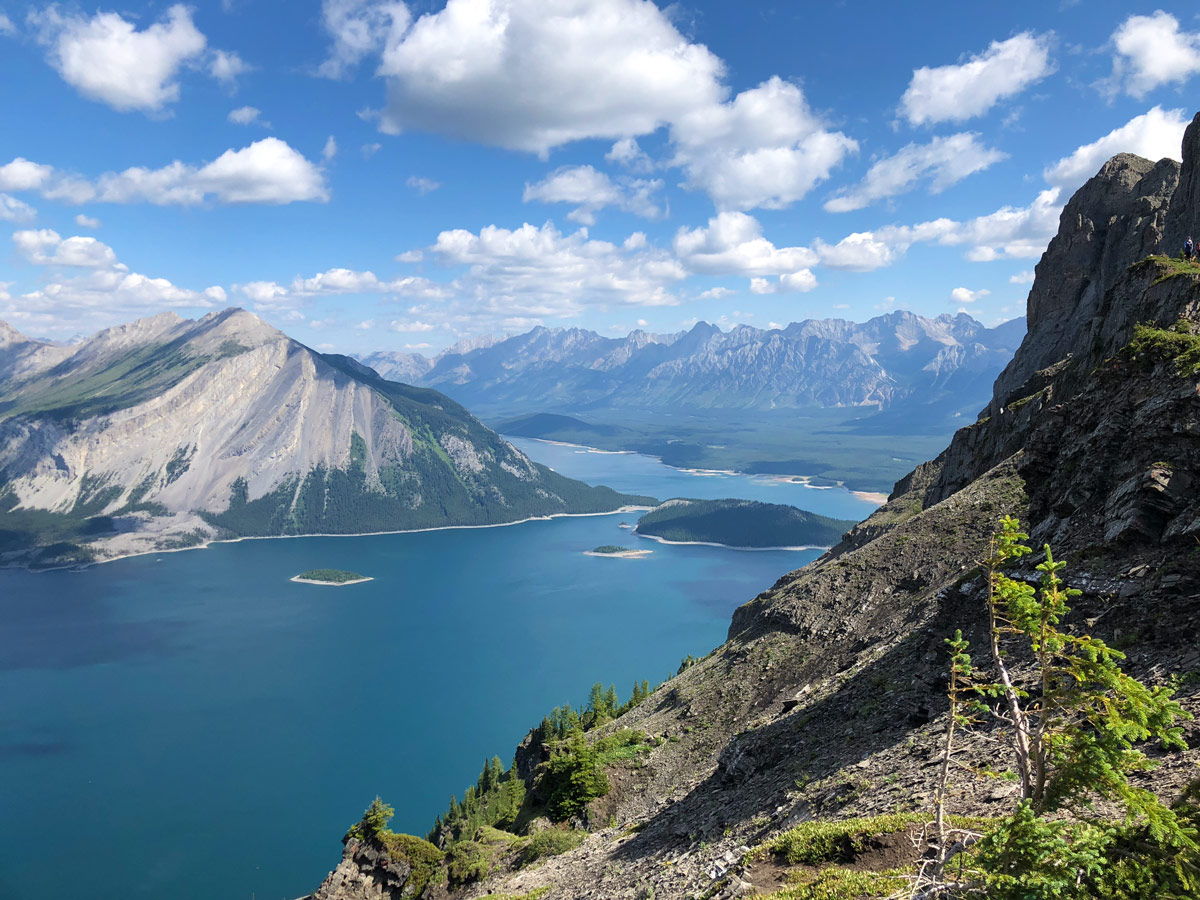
[0,310,647,568]
[359,312,1026,419]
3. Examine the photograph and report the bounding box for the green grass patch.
[753,814,995,867]
[1125,319,1200,377]
[516,828,585,868]
[487,889,552,900]
[377,832,443,896]
[1130,253,1200,285]
[759,866,908,900]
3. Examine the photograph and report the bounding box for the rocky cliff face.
[307,121,1200,900]
[359,312,1023,418]
[0,309,643,567]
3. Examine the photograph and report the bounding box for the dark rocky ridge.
[308,116,1200,900]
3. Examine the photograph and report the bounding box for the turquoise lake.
[0,442,880,900]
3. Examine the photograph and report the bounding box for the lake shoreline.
[1,506,654,575]
[633,531,830,553]
[508,435,890,500]
[582,548,653,559]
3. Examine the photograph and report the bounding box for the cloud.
[699,286,732,300]
[210,49,250,89]
[815,188,1064,271]
[1,139,329,206]
[824,132,1006,212]
[390,320,436,332]
[0,12,15,36]
[0,158,53,191]
[431,220,685,318]
[1010,270,1035,284]
[234,266,449,311]
[29,4,207,113]
[950,286,991,304]
[1043,106,1188,190]
[228,105,265,126]
[396,249,423,262]
[814,231,903,271]
[323,135,338,162]
[406,175,440,194]
[749,271,818,294]
[373,0,725,154]
[362,142,383,158]
[669,76,857,210]
[606,137,655,173]
[0,194,36,223]
[5,230,224,334]
[523,165,663,224]
[13,228,117,267]
[900,32,1054,126]
[335,0,852,210]
[317,0,410,79]
[1108,12,1200,99]
[74,213,101,228]
[674,211,817,276]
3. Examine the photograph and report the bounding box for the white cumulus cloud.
[669,76,857,210]
[13,228,117,267]
[0,194,36,223]
[523,165,663,224]
[317,0,410,79]
[674,211,817,276]
[374,0,725,154]
[210,49,250,89]
[0,139,329,207]
[900,32,1054,126]
[1108,11,1200,99]
[74,213,101,228]
[328,0,853,210]
[6,230,225,334]
[0,158,53,192]
[950,286,991,304]
[228,105,265,126]
[824,133,1006,212]
[1043,106,1188,190]
[432,220,685,319]
[29,4,208,113]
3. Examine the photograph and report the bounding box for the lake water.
[0,443,879,900]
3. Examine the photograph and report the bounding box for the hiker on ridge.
[1187,235,1195,260]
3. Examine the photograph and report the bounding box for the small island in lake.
[634,498,857,549]
[583,545,653,559]
[291,568,374,586]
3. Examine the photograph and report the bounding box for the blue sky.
[1,1,1199,354]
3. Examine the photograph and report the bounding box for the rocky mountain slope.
[359,312,1024,418]
[0,310,647,568]
[308,116,1200,900]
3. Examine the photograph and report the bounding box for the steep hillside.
[308,118,1200,900]
[358,313,1024,418]
[0,310,649,568]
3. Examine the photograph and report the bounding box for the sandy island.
[290,575,375,586]
[583,549,653,559]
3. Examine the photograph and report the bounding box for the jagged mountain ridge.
[358,312,1025,416]
[0,309,645,567]
[309,119,1200,899]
